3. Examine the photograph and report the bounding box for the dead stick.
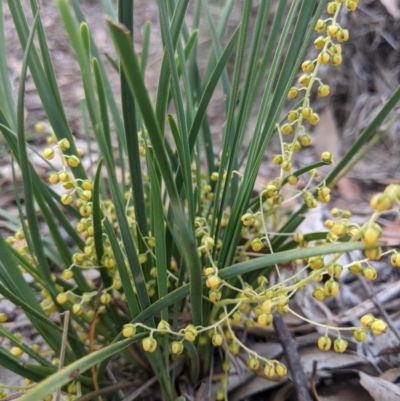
[273,314,313,401]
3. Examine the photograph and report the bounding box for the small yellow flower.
[171,341,184,355]
[324,279,340,297]
[390,253,400,267]
[142,337,157,353]
[67,155,80,167]
[287,87,299,99]
[241,213,255,226]
[333,338,348,353]
[10,346,23,357]
[318,335,332,351]
[264,362,275,378]
[360,314,375,328]
[212,333,223,347]
[370,193,393,212]
[276,363,287,376]
[301,60,314,73]
[251,238,263,252]
[72,304,83,315]
[327,2,338,14]
[370,319,388,336]
[353,329,368,342]
[257,312,273,327]
[43,148,55,160]
[206,275,221,290]
[184,324,198,342]
[247,357,260,371]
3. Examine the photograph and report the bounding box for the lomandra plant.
[1,0,400,400]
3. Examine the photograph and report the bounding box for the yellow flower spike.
[241,213,255,226]
[333,338,348,353]
[257,312,273,327]
[281,123,293,135]
[324,279,340,297]
[264,362,275,378]
[327,2,338,14]
[318,335,332,351]
[301,60,314,73]
[364,246,382,261]
[370,193,393,212]
[247,357,260,371]
[60,194,74,206]
[318,84,330,97]
[72,304,83,315]
[312,287,326,301]
[251,238,264,252]
[360,314,375,328]
[308,113,320,125]
[370,319,388,336]
[363,266,377,281]
[300,134,312,147]
[315,19,326,33]
[184,324,198,342]
[142,337,157,353]
[327,24,339,37]
[353,328,368,342]
[276,363,287,377]
[336,29,350,42]
[287,87,299,99]
[171,341,184,355]
[314,36,326,49]
[43,148,55,160]
[212,333,223,347]
[390,252,400,267]
[346,0,357,11]
[206,275,221,290]
[67,155,80,168]
[58,138,70,151]
[298,74,311,87]
[317,52,330,65]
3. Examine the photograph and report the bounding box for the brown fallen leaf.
[360,371,400,401]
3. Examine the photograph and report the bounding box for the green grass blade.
[107,19,203,326]
[18,337,143,401]
[140,21,151,73]
[92,158,104,264]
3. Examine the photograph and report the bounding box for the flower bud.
[251,238,263,252]
[312,287,326,301]
[142,337,157,352]
[364,246,382,261]
[264,362,275,378]
[331,221,348,237]
[56,293,67,304]
[370,319,388,336]
[315,19,326,33]
[353,329,368,342]
[171,341,184,355]
[300,134,312,147]
[346,0,357,11]
[321,151,333,163]
[327,2,338,14]
[390,252,400,267]
[301,60,314,73]
[58,139,70,151]
[272,154,283,165]
[308,256,324,270]
[288,175,299,185]
[206,275,221,290]
[241,213,255,226]
[324,279,340,297]
[122,324,137,338]
[10,347,23,357]
[67,155,80,167]
[308,113,320,125]
[261,299,273,313]
[276,363,287,376]
[336,29,349,42]
[72,304,83,315]
[247,357,260,371]
[229,341,240,355]
[298,74,311,87]
[318,84,330,97]
[184,324,198,342]
[362,224,382,245]
[327,263,343,278]
[360,314,375,328]
[209,289,222,303]
[370,193,393,212]
[212,333,223,347]
[281,124,293,135]
[331,54,343,66]
[327,24,339,37]
[0,313,7,323]
[257,312,273,327]
[314,36,326,49]
[287,87,299,99]
[318,335,332,351]
[317,52,330,64]
[363,266,377,281]
[334,338,348,353]
[43,148,55,160]
[348,263,363,274]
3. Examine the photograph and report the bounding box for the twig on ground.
[273,314,313,401]
[310,361,321,401]
[74,382,138,401]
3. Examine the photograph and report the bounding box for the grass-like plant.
[1,0,400,400]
